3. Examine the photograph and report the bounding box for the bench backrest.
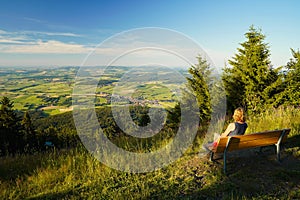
[213,129,291,153]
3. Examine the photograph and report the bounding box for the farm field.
[0,66,186,114]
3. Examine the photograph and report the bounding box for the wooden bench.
[209,128,291,174]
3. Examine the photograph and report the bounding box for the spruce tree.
[21,111,37,151]
[186,55,212,123]
[278,49,300,106]
[223,25,277,114]
[0,97,18,129]
[0,96,20,154]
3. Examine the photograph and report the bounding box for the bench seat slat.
[217,137,280,152]
[213,129,290,153]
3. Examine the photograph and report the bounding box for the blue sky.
[0,0,300,69]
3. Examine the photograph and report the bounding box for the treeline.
[0,97,182,156]
[0,96,77,155]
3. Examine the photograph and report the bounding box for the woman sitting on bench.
[221,107,248,137]
[204,107,248,150]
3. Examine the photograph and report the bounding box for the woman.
[220,107,248,137]
[204,107,248,151]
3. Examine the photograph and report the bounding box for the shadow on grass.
[0,154,42,181]
[0,150,59,181]
[26,184,97,200]
[27,188,75,200]
[286,133,300,149]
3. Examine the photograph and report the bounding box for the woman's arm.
[220,123,235,137]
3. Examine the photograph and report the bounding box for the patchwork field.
[0,66,186,114]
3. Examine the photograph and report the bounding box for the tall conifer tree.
[21,111,37,150]
[0,97,20,154]
[186,55,212,123]
[223,25,278,114]
[277,49,300,106]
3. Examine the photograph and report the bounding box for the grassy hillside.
[0,107,300,199]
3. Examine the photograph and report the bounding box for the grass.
[1,147,299,199]
[246,106,300,137]
[0,149,227,199]
[43,109,63,115]
[1,107,300,199]
[14,95,44,110]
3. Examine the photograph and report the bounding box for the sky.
[0,0,300,69]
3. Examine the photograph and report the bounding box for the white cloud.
[3,40,90,54]
[0,29,89,54]
[21,30,82,37]
[0,32,32,45]
[0,29,82,43]
[0,39,33,44]
[0,29,7,34]
[23,17,45,24]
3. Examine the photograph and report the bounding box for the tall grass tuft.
[246,106,300,137]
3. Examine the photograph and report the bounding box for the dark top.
[228,122,248,136]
